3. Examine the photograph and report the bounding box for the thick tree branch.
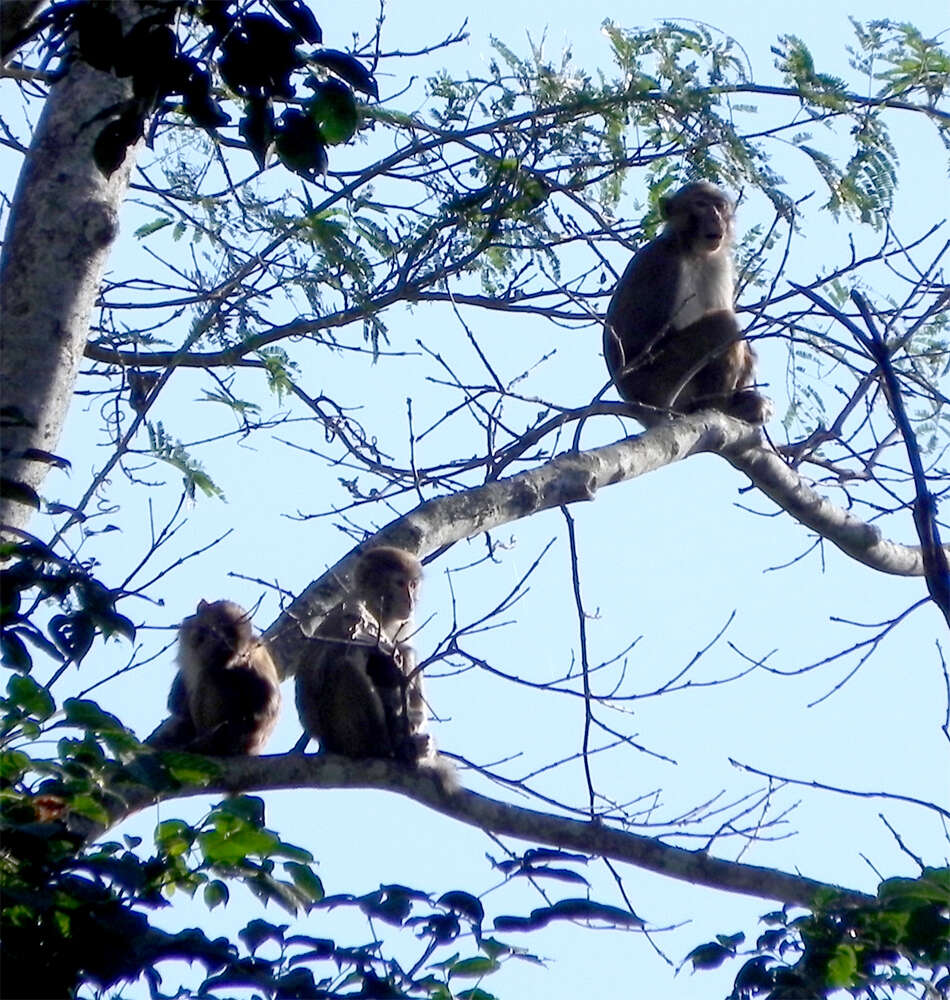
[266,411,943,676]
[115,753,873,909]
[720,444,936,574]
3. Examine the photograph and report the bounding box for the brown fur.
[604,181,771,426]
[148,600,280,755]
[295,548,455,788]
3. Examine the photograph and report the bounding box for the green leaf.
[198,390,261,416]
[239,96,274,170]
[155,819,196,856]
[494,897,642,933]
[310,49,378,99]
[361,104,414,127]
[147,421,225,500]
[199,827,280,864]
[0,478,40,510]
[49,613,96,661]
[438,891,485,926]
[272,842,313,863]
[717,931,745,949]
[204,879,230,909]
[269,0,322,44]
[545,898,643,926]
[90,609,136,643]
[516,864,587,885]
[275,108,327,177]
[160,752,221,785]
[0,749,31,781]
[247,873,305,914]
[64,699,125,733]
[307,79,358,144]
[358,886,418,926]
[7,673,54,720]
[240,918,288,954]
[134,217,173,238]
[256,347,297,400]
[449,956,500,979]
[478,937,517,961]
[1,631,32,672]
[68,794,111,825]
[17,448,70,469]
[879,869,950,907]
[284,862,324,902]
[686,941,733,971]
[826,944,858,987]
[215,795,266,826]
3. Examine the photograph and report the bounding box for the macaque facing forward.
[148,599,280,756]
[295,547,454,788]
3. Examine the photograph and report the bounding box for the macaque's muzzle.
[699,231,724,250]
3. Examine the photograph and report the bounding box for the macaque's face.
[355,548,424,628]
[685,194,732,252]
[380,567,420,623]
[181,600,252,657]
[664,183,734,254]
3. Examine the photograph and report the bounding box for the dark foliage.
[686,872,950,999]
[16,0,375,179]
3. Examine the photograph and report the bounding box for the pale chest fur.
[670,248,734,330]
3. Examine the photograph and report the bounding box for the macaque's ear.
[658,195,672,220]
[197,599,209,611]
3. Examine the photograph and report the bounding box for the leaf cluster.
[0,729,526,999]
[0,693,223,998]
[24,0,377,179]
[1,538,135,681]
[686,870,950,998]
[102,17,948,390]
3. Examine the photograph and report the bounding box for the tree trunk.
[0,38,139,537]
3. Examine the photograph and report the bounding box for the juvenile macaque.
[295,547,452,785]
[147,600,281,755]
[604,181,771,426]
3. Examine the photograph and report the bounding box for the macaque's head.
[355,547,422,628]
[179,599,253,661]
[660,181,735,254]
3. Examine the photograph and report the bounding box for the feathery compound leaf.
[147,422,225,500]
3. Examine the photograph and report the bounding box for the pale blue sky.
[4,2,947,998]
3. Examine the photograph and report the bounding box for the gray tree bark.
[266,411,945,678]
[104,752,873,909]
[0,32,139,537]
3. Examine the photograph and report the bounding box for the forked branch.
[267,410,943,675]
